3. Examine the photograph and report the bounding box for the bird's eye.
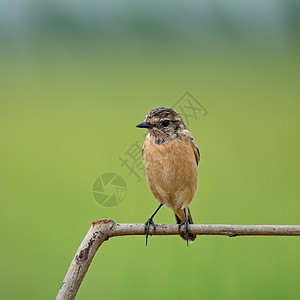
[161,120,170,127]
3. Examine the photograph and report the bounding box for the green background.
[1,1,300,299]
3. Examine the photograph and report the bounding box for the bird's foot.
[178,219,190,246]
[144,218,156,246]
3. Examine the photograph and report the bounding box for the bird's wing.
[191,138,200,165]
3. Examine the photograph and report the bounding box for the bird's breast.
[142,137,198,209]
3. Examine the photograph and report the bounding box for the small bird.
[136,107,200,245]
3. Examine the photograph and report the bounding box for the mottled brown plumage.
[136,107,200,244]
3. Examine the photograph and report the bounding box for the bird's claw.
[144,218,156,246]
[178,219,190,246]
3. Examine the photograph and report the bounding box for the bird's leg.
[145,203,163,246]
[178,208,190,246]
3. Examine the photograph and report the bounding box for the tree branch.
[56,220,300,300]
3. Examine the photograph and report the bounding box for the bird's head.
[136,107,186,141]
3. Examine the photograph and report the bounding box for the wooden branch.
[56,220,300,300]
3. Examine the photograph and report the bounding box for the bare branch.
[56,220,300,300]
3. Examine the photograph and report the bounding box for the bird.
[136,107,200,245]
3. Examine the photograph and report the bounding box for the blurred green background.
[1,0,300,299]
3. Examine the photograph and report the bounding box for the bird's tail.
[175,208,197,241]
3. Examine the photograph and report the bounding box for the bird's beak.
[136,121,152,129]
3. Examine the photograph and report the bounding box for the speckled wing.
[191,138,200,165]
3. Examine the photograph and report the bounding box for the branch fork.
[57,220,300,300]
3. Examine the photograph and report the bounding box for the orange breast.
[142,137,198,211]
